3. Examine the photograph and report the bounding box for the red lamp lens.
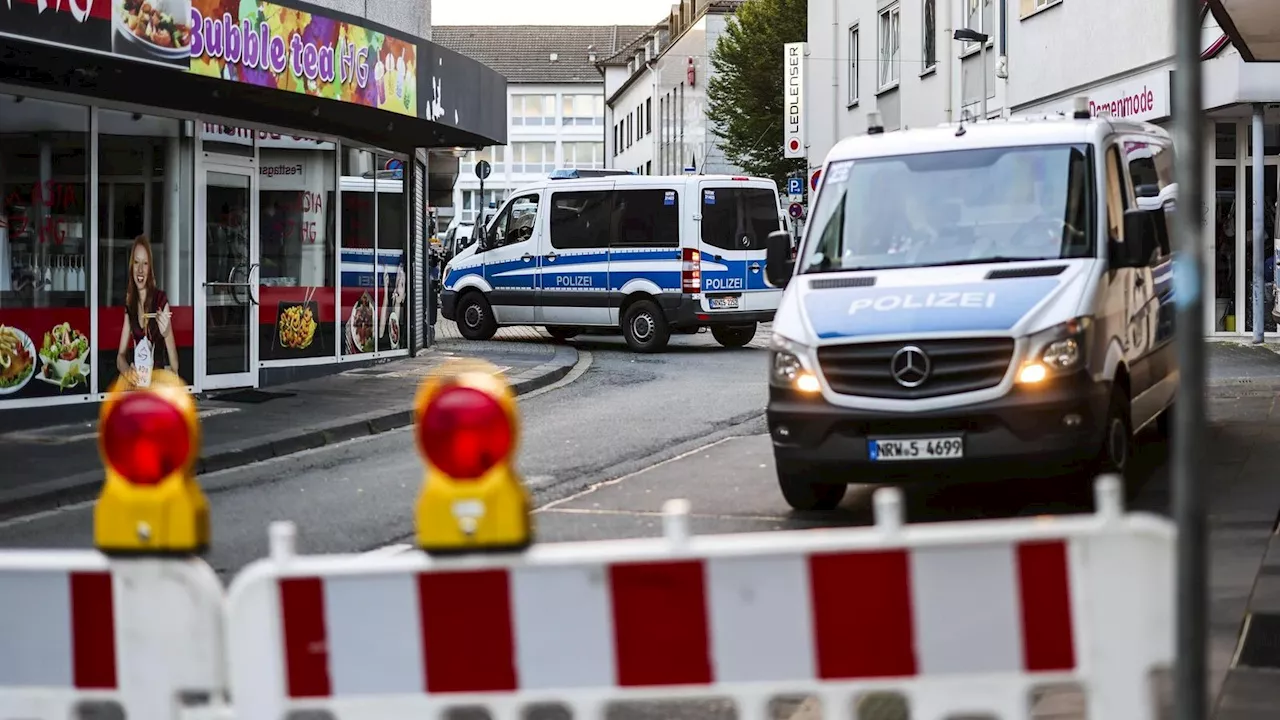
[102,393,191,486]
[418,385,512,480]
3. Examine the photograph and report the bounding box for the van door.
[697,181,783,313]
[481,192,541,324]
[539,182,614,326]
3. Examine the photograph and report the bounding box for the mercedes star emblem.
[890,346,931,388]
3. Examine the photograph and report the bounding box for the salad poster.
[0,310,93,399]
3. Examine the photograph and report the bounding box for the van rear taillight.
[682,248,701,292]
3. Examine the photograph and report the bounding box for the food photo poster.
[340,248,406,356]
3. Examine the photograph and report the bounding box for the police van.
[440,174,785,352]
[763,102,1177,510]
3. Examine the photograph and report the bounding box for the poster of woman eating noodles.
[114,235,180,389]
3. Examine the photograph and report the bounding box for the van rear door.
[697,180,783,313]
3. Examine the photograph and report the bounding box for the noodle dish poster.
[187,0,418,116]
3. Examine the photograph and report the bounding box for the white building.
[804,0,1280,339]
[597,0,747,176]
[433,25,649,225]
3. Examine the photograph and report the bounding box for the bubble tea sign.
[187,0,417,116]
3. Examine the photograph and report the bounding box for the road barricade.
[223,475,1173,720]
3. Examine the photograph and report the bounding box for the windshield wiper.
[906,256,1058,269]
[800,256,1058,274]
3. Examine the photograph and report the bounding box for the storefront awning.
[1206,0,1280,62]
[0,0,507,152]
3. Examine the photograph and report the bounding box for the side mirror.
[765,230,795,288]
[1112,208,1157,268]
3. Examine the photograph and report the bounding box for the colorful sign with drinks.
[0,0,417,117]
[188,0,417,116]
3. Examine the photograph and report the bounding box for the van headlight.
[770,335,821,393]
[1017,317,1091,384]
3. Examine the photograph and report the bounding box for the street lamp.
[954,27,990,121]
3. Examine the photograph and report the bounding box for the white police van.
[763,102,1177,510]
[441,174,785,352]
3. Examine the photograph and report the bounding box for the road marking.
[535,436,737,513]
[362,543,413,557]
[542,507,789,523]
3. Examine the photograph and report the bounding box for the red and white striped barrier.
[224,477,1174,720]
[0,552,227,720]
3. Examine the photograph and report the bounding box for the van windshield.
[800,144,1096,274]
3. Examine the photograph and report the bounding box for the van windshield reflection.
[800,144,1096,274]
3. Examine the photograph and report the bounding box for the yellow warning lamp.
[413,359,532,554]
[94,369,209,555]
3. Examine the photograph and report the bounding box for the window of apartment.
[878,3,900,90]
[637,104,645,139]
[563,142,605,170]
[922,0,937,70]
[562,95,605,126]
[645,98,652,133]
[613,124,620,156]
[462,189,505,223]
[511,95,556,126]
[962,0,994,51]
[467,146,504,174]
[509,142,556,174]
[848,25,860,104]
[1020,0,1058,17]
[646,160,652,175]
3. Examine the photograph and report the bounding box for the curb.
[0,345,579,520]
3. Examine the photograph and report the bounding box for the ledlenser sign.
[784,42,806,160]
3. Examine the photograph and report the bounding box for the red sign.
[810,168,822,191]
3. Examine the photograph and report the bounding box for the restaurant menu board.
[259,286,335,361]
[0,309,92,399]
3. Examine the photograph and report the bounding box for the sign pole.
[1172,0,1207,716]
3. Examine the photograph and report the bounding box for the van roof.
[825,114,1172,164]
[507,173,778,196]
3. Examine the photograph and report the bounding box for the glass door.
[199,164,258,390]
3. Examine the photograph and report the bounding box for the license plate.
[869,436,964,461]
[709,295,740,310]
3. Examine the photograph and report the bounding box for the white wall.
[611,77,655,173]
[806,0,956,171]
[452,82,606,224]
[1008,0,1171,111]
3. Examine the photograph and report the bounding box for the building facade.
[803,0,1280,339]
[0,0,506,412]
[598,0,746,176]
[433,25,646,226]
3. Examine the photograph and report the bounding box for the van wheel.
[456,292,497,341]
[1094,387,1133,477]
[545,326,579,341]
[622,300,671,353]
[778,464,846,511]
[711,323,757,348]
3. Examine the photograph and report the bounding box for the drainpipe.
[648,60,660,172]
[831,0,838,159]
[944,14,953,121]
[997,0,1009,116]
[1253,103,1265,343]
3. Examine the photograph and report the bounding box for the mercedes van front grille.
[817,338,1016,399]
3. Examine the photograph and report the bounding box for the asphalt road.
[0,324,1171,579]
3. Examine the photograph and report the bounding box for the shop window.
[97,109,196,393]
[258,136,337,362]
[1247,122,1280,157]
[1243,165,1277,334]
[0,93,91,402]
[337,148,407,357]
[1216,122,1237,160]
[1215,165,1238,331]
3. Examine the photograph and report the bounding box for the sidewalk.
[0,330,578,519]
[1202,341,1280,718]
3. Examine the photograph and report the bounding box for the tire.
[1094,386,1133,478]
[545,326,579,341]
[621,300,671,353]
[777,463,847,512]
[711,323,757,348]
[456,292,497,341]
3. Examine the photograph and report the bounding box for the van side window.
[1150,142,1176,257]
[612,190,679,248]
[1105,146,1128,242]
[550,191,613,250]
[701,187,780,251]
[491,194,540,247]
